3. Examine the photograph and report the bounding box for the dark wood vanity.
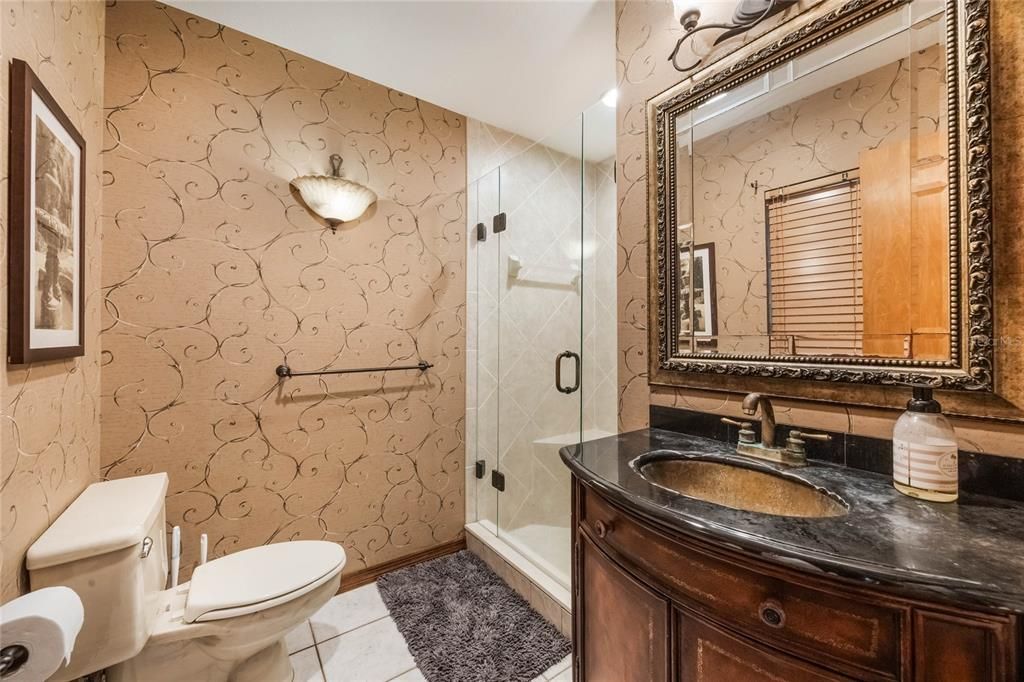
[563,429,1024,682]
[572,477,1020,681]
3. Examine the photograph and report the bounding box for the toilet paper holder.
[0,644,30,678]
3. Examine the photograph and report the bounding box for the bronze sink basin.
[637,457,848,518]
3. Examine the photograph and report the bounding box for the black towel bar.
[275,360,432,379]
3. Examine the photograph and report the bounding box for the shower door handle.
[555,350,581,394]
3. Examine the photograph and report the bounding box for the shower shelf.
[507,255,580,289]
[275,360,432,379]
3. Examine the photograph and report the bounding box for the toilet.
[26,473,345,682]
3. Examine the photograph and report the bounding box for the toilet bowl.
[26,474,346,682]
[109,541,343,682]
[108,541,344,682]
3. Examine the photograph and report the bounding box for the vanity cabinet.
[578,532,669,682]
[571,479,1021,681]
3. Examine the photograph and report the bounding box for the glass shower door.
[494,115,585,588]
[473,167,501,536]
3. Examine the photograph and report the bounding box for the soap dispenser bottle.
[892,385,958,502]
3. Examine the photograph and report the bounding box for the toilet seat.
[185,541,346,623]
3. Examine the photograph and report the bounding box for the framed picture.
[7,59,86,364]
[677,241,717,349]
[690,243,716,337]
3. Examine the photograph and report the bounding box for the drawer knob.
[594,519,612,538]
[759,600,786,629]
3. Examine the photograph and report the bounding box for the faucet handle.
[721,417,756,445]
[785,430,832,457]
[792,430,831,442]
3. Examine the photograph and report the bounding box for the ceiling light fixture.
[291,154,378,231]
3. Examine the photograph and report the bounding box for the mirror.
[652,0,994,391]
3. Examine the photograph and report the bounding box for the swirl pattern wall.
[101,1,466,582]
[0,0,106,602]
[614,0,815,431]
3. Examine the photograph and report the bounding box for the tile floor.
[287,582,573,682]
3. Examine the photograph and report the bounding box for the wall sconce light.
[668,0,797,74]
[291,154,378,231]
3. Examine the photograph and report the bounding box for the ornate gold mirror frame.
[649,0,993,393]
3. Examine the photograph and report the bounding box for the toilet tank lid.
[27,473,169,570]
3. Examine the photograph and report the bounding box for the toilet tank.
[27,473,169,681]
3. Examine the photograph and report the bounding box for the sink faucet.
[741,393,775,450]
[720,393,830,466]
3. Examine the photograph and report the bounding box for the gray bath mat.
[377,550,571,682]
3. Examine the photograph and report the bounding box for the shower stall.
[465,100,617,602]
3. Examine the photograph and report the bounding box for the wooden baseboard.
[339,536,467,593]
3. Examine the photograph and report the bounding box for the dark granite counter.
[560,428,1024,613]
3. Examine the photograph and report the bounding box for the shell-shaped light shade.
[291,175,378,224]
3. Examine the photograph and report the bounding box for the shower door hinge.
[476,222,487,242]
[492,212,507,234]
[491,470,505,492]
[474,459,486,479]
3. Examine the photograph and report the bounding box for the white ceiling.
[166,0,616,154]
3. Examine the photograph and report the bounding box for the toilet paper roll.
[0,586,84,680]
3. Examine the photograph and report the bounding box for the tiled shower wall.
[585,158,620,437]
[615,0,1024,457]
[465,120,532,535]
[464,119,617,581]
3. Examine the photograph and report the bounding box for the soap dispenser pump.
[892,385,958,502]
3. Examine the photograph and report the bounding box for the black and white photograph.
[8,58,85,363]
[33,114,77,332]
[678,242,717,338]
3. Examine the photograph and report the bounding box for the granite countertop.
[560,428,1024,613]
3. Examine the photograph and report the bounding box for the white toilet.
[26,473,346,682]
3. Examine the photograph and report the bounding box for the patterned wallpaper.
[615,0,820,431]
[615,0,1024,457]
[0,1,106,602]
[101,1,466,582]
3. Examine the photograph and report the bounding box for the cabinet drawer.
[678,608,855,681]
[581,485,905,679]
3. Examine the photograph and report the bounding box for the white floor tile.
[286,620,315,653]
[290,647,325,682]
[318,617,416,682]
[390,669,426,682]
[546,668,572,682]
[541,655,571,679]
[310,583,390,643]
